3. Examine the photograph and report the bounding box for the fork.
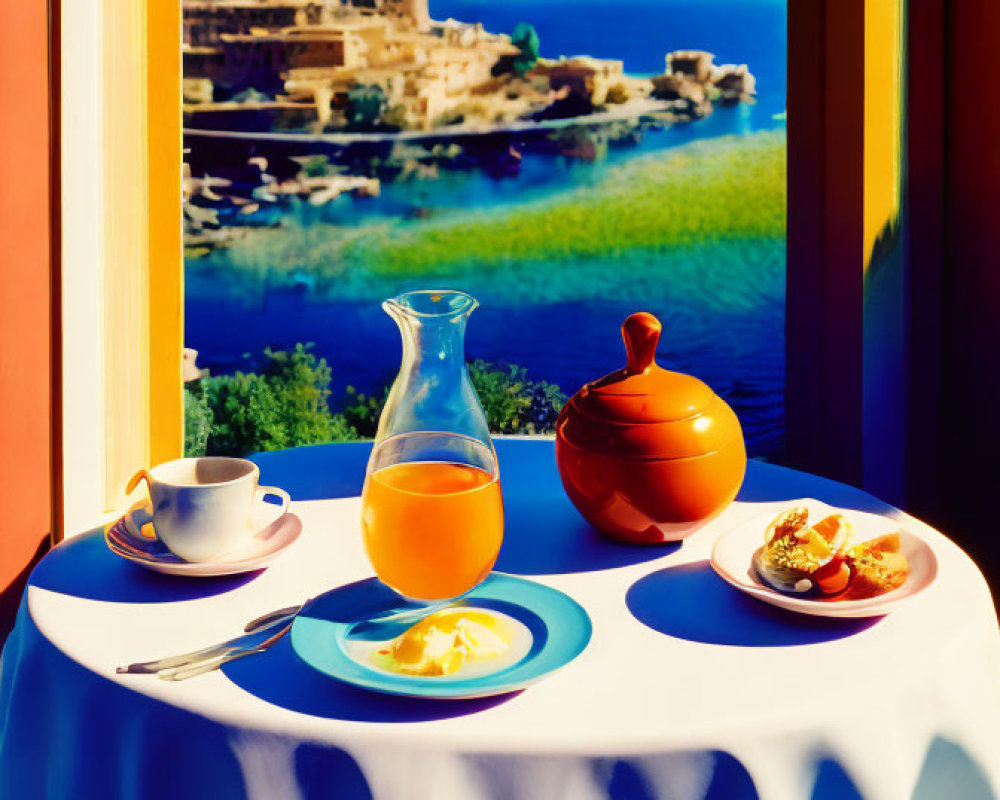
[116,608,299,676]
[242,603,304,633]
[118,588,436,679]
[155,622,293,681]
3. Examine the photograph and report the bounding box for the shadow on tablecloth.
[911,737,997,800]
[223,634,519,723]
[252,441,372,501]
[495,494,679,576]
[222,576,519,723]
[254,441,898,581]
[809,738,996,800]
[598,754,758,800]
[252,439,680,576]
[810,760,864,800]
[626,561,881,647]
[493,439,682,575]
[28,530,262,603]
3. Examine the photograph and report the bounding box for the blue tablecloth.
[2,439,998,800]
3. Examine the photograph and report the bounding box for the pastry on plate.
[753,508,909,600]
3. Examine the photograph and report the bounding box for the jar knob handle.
[623,312,661,375]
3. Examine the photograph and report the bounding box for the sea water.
[184,0,788,459]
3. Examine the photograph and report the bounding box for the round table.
[2,440,999,800]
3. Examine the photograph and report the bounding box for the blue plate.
[290,573,592,699]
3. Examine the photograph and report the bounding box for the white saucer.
[105,501,302,577]
[710,499,938,618]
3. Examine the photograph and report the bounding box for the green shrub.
[202,370,289,455]
[184,386,213,457]
[339,359,565,437]
[258,345,357,447]
[342,385,389,439]
[346,83,387,130]
[510,23,541,77]
[184,348,565,456]
[185,344,357,457]
[470,360,565,434]
[493,22,540,78]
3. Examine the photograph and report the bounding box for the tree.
[346,83,387,130]
[493,23,541,78]
[510,23,540,76]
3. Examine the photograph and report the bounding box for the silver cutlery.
[240,593,428,634]
[118,591,438,680]
[117,609,298,677]
[243,603,303,633]
[156,622,292,681]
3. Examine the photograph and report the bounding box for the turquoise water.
[185,0,788,458]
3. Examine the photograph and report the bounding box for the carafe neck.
[377,290,489,447]
[383,291,477,376]
[398,315,468,374]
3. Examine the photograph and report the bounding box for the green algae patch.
[345,130,786,276]
[192,129,787,307]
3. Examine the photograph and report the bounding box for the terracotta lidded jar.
[555,312,746,544]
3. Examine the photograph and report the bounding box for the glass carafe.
[360,290,503,602]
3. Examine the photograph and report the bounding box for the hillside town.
[182,0,756,133]
[181,0,758,251]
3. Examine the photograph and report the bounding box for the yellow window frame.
[105,0,183,513]
[59,0,182,533]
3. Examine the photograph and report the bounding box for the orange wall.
[0,1,55,636]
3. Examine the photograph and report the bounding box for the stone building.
[281,20,519,129]
[713,64,756,104]
[183,0,326,48]
[665,50,715,83]
[183,0,430,46]
[534,57,626,108]
[184,0,520,130]
[183,0,648,131]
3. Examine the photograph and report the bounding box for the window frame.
[59,0,182,536]
[58,0,916,535]
[785,0,909,503]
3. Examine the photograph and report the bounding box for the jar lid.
[557,312,743,459]
[579,312,715,423]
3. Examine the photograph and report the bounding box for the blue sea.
[186,0,788,458]
[432,0,786,118]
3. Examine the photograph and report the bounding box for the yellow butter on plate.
[372,608,518,677]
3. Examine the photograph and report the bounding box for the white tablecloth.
[2,442,999,800]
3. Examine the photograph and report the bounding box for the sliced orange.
[800,515,852,552]
[848,533,900,557]
[813,558,852,594]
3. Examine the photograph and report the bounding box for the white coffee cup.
[126,457,290,563]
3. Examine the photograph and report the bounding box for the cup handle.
[126,468,153,497]
[255,485,291,518]
[125,469,157,541]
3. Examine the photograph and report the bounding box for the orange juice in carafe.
[364,291,502,600]
[362,460,503,601]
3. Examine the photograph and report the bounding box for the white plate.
[710,499,938,618]
[104,501,302,577]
